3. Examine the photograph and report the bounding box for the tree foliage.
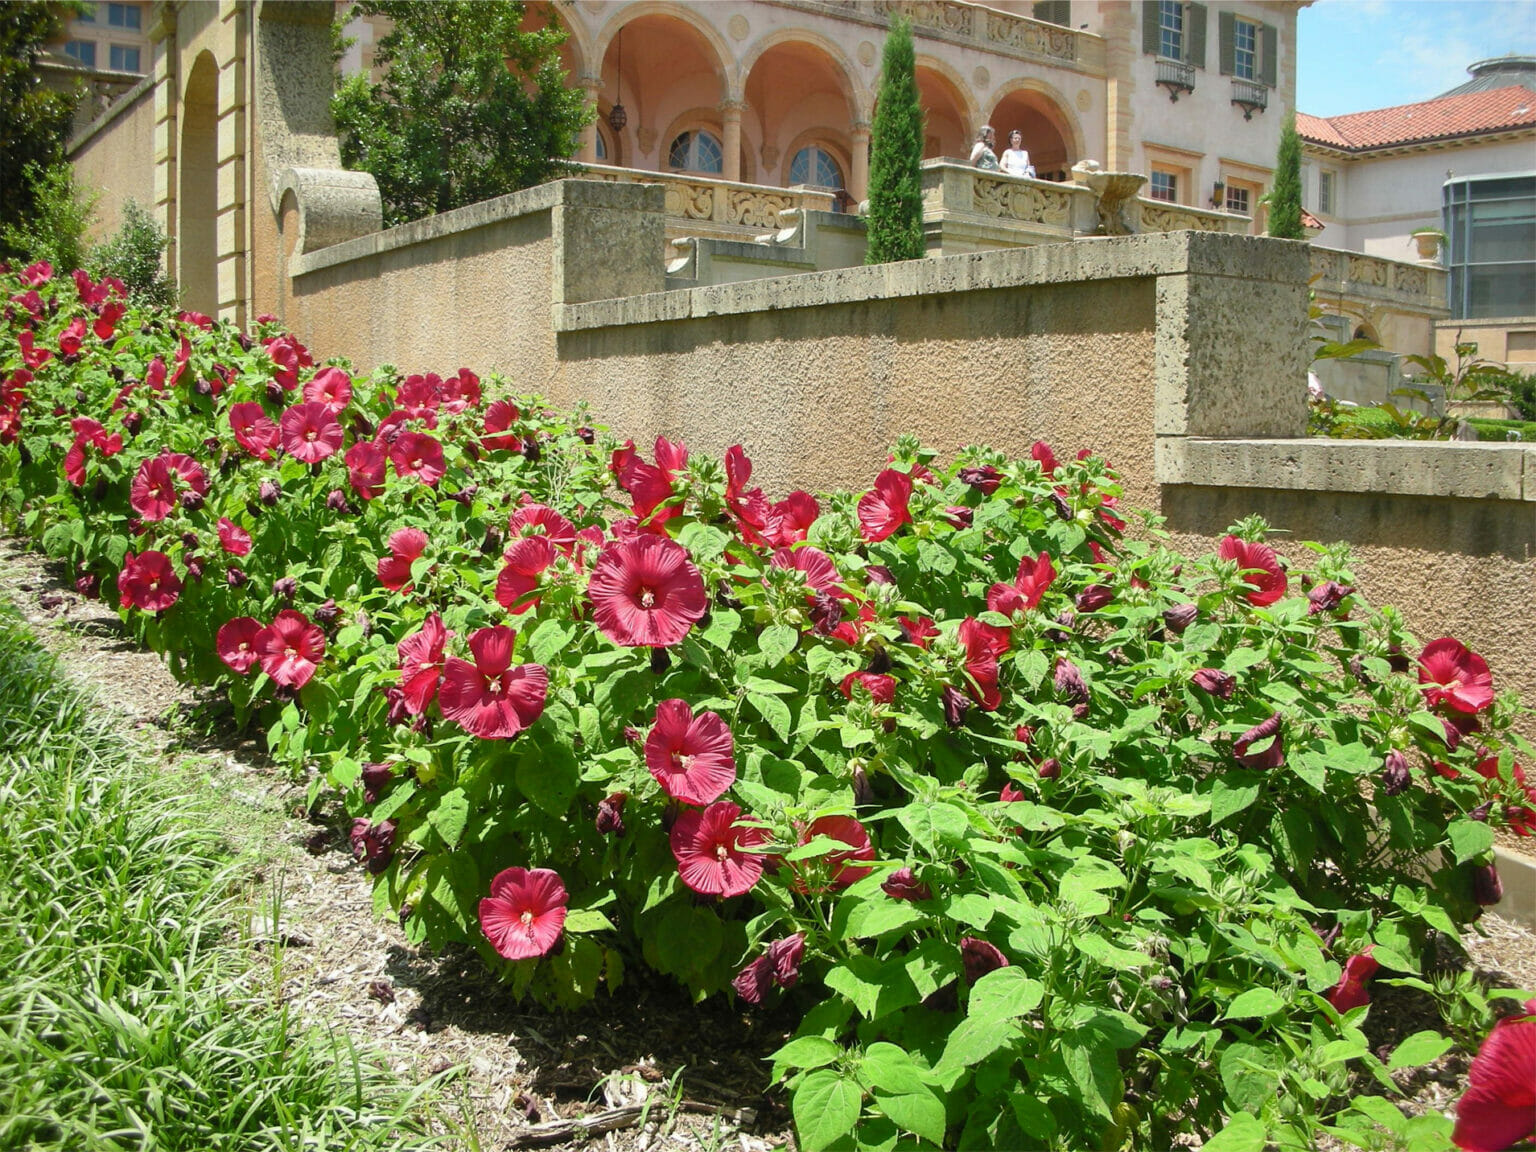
[1267,111,1304,240]
[864,17,925,264]
[331,1,591,227]
[0,2,80,261]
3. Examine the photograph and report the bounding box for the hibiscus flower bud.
[273,576,297,602]
[1308,581,1353,616]
[1192,668,1236,699]
[944,505,974,529]
[122,410,142,435]
[1472,862,1503,906]
[258,479,280,506]
[180,489,204,512]
[349,818,397,875]
[1055,657,1088,703]
[650,647,671,675]
[184,556,204,582]
[959,465,1003,495]
[74,388,88,406]
[623,724,644,743]
[1038,757,1061,779]
[326,488,349,512]
[1381,750,1411,796]
[1469,800,1493,822]
[852,762,875,806]
[75,573,99,599]
[1050,490,1073,520]
[522,437,541,462]
[193,377,213,397]
[238,332,253,352]
[808,592,843,636]
[942,684,971,729]
[1163,603,1198,634]
[449,483,478,507]
[226,565,248,588]
[265,380,285,403]
[960,937,1009,984]
[865,565,896,587]
[1076,584,1114,612]
[1386,644,1411,674]
[384,685,411,727]
[360,761,393,805]
[882,867,932,902]
[314,598,340,625]
[595,792,627,836]
[1045,609,1075,644]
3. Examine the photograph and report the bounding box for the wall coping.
[65,72,154,155]
[555,227,1311,331]
[289,178,664,278]
[1158,436,1536,502]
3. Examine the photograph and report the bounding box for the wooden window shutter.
[1187,3,1207,68]
[1218,9,1235,75]
[1143,1,1160,54]
[1033,1,1071,26]
[1260,22,1279,87]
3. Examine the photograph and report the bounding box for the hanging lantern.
[607,29,627,133]
[608,103,627,132]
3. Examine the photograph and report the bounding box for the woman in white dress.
[999,129,1035,179]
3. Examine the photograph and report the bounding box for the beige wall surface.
[69,80,157,242]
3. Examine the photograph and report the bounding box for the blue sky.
[1298,0,1536,117]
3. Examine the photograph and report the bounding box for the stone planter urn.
[1411,230,1444,264]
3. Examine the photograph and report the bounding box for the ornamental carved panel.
[664,181,715,221]
[972,175,1071,227]
[1393,264,1429,296]
[727,190,795,229]
[1309,247,1341,282]
[1346,255,1389,287]
[985,11,1076,60]
[1139,205,1224,233]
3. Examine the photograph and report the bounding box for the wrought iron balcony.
[1156,58,1196,101]
[1231,78,1268,119]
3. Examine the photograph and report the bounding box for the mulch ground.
[2,534,1533,1151]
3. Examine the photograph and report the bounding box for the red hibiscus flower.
[345,440,387,500]
[794,815,875,892]
[19,331,51,369]
[1030,440,1060,477]
[118,550,182,612]
[764,490,820,547]
[20,260,52,286]
[265,333,309,390]
[279,400,344,463]
[733,933,806,1004]
[437,626,548,739]
[94,299,125,342]
[858,469,913,543]
[377,527,428,591]
[218,517,252,556]
[1234,714,1285,769]
[1218,536,1288,607]
[508,501,577,554]
[216,616,264,674]
[63,417,123,486]
[1452,998,1536,1152]
[255,610,325,688]
[58,317,87,358]
[479,867,568,961]
[771,546,843,598]
[900,614,938,649]
[670,801,770,898]
[495,535,556,615]
[482,400,522,452]
[611,439,681,529]
[723,445,772,544]
[959,617,1011,710]
[129,453,207,522]
[1419,638,1495,715]
[1325,948,1380,1014]
[441,367,481,413]
[840,672,896,704]
[644,698,736,805]
[588,535,707,648]
[987,552,1056,616]
[397,372,443,420]
[303,366,353,412]
[229,401,280,460]
[396,613,449,715]
[167,335,191,389]
[390,430,445,486]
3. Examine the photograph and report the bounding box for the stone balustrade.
[1138,201,1250,235]
[1309,246,1448,315]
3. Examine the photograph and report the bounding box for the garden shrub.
[2,262,1533,1152]
[89,199,175,308]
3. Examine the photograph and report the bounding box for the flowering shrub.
[4,261,1535,1151]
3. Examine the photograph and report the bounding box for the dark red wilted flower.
[1164,603,1198,634]
[377,527,428,591]
[1472,862,1503,907]
[75,573,99,599]
[360,761,393,805]
[644,698,737,805]
[988,553,1056,616]
[390,431,445,486]
[1192,668,1236,699]
[228,402,280,460]
[857,469,913,543]
[479,867,568,960]
[1076,584,1114,612]
[588,535,707,648]
[279,400,344,463]
[1030,440,1059,477]
[216,616,264,674]
[218,517,252,556]
[255,610,325,688]
[437,626,548,740]
[118,550,182,612]
[670,802,769,898]
[733,933,807,1004]
[1382,750,1412,796]
[595,792,628,836]
[944,505,974,529]
[1038,758,1061,780]
[1451,997,1536,1152]
[841,671,896,704]
[1419,638,1495,715]
[1325,948,1380,1014]
[350,818,397,874]
[345,440,387,500]
[397,613,448,716]
[1234,714,1285,769]
[303,366,353,413]
[961,937,1010,984]
[226,565,248,588]
[959,465,1003,495]
[795,815,875,892]
[496,534,555,615]
[1219,536,1288,607]
[1308,581,1353,616]
[481,399,522,452]
[1054,656,1088,705]
[942,683,972,728]
[883,866,932,902]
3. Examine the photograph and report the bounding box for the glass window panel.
[110,44,140,71]
[1150,171,1177,202]
[1158,0,1183,60]
[1233,20,1256,80]
[64,40,97,67]
[669,131,722,175]
[595,131,607,161]
[1468,264,1536,318]
[791,147,844,190]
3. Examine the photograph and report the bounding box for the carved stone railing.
[578,164,838,248]
[1310,247,1449,316]
[764,0,1103,71]
[1138,201,1249,235]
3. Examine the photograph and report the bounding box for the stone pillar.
[577,74,603,164]
[720,99,743,183]
[850,120,870,200]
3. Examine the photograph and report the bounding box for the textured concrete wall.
[68,78,157,242]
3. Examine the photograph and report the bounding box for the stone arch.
[913,55,977,160]
[178,49,220,316]
[783,127,852,192]
[742,34,862,186]
[988,79,1085,181]
[738,28,867,117]
[659,107,727,174]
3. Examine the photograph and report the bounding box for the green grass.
[0,602,451,1151]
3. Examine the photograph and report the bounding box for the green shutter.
[1033,1,1072,25]
[1218,9,1235,76]
[1143,0,1160,54]
[1260,22,1278,87]
[1187,3,1207,68]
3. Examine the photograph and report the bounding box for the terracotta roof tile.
[1299,85,1536,151]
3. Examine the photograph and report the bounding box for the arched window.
[790,145,844,190]
[595,128,608,161]
[668,130,723,175]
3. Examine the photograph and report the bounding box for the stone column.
[850,120,871,200]
[720,99,744,183]
[577,74,603,164]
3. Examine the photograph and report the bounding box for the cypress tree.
[1267,112,1304,239]
[864,16,926,264]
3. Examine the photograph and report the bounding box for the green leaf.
[917,540,956,575]
[749,692,793,742]
[527,620,573,666]
[1222,987,1288,1019]
[1389,1030,1455,1071]
[934,1016,1021,1080]
[896,801,970,852]
[793,1070,863,1152]
[1219,1042,1281,1113]
[1201,1112,1267,1152]
[427,787,469,848]
[516,738,579,817]
[770,1035,842,1082]
[858,1043,932,1096]
[843,895,925,941]
[1446,819,1494,865]
[701,607,741,649]
[1062,1039,1120,1121]
[1289,750,1328,793]
[1210,772,1262,826]
[874,1088,946,1146]
[967,967,1045,1023]
[825,956,919,1022]
[1014,648,1050,691]
[758,624,799,667]
[1183,622,1221,651]
[1076,933,1153,971]
[563,908,614,934]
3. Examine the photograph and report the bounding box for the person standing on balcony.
[970,125,1000,171]
[1000,129,1035,178]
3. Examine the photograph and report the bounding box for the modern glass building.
[1443,173,1536,320]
